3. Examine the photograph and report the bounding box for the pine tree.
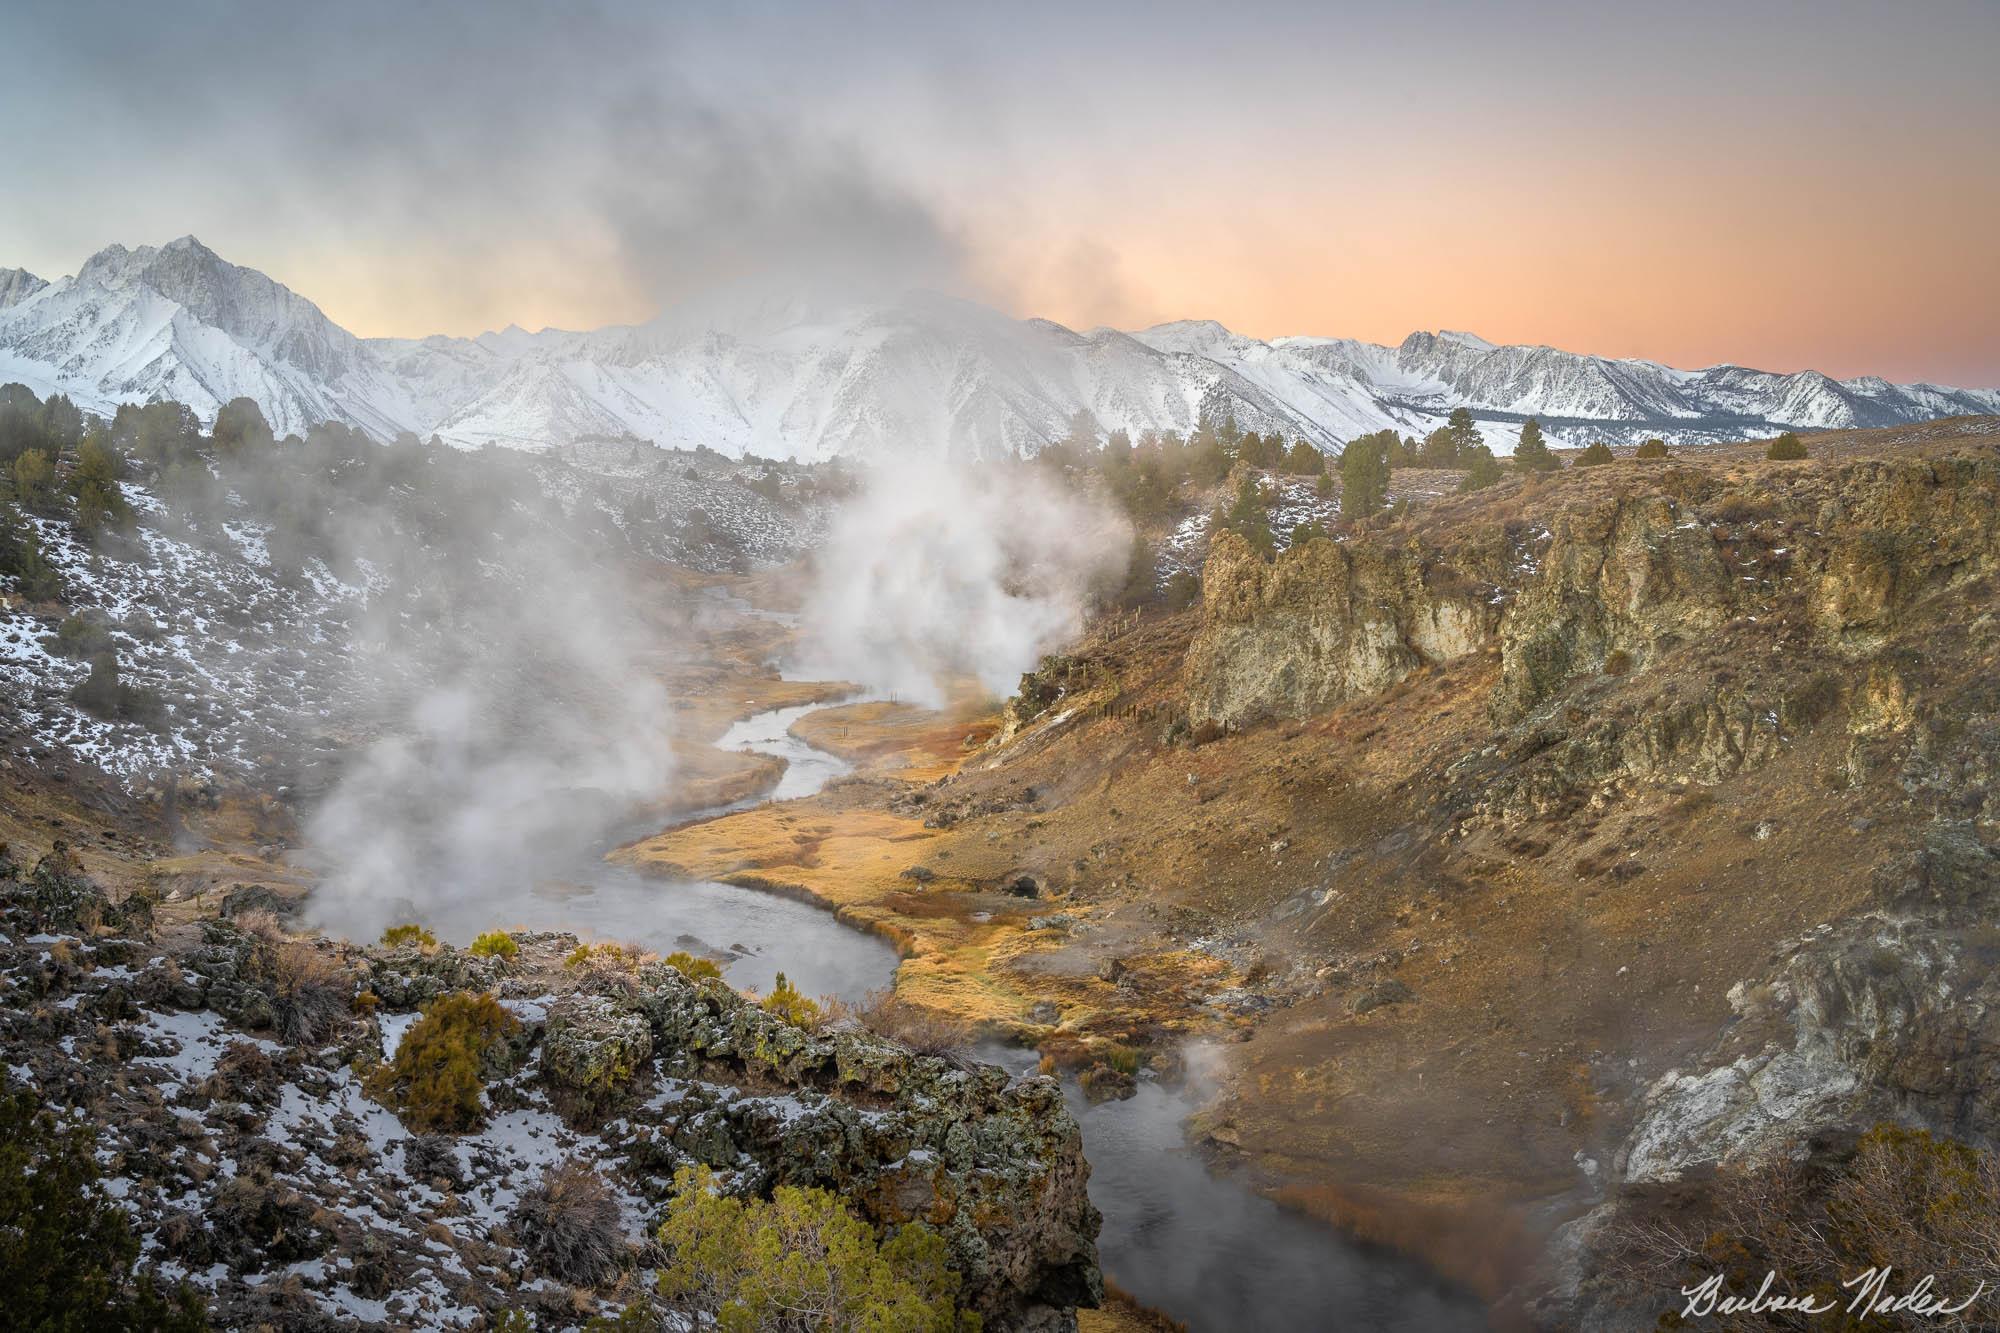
[1215,474,1274,557]
[73,436,132,540]
[1577,440,1615,466]
[1217,413,1242,460]
[10,449,56,512]
[1446,407,1483,460]
[211,397,275,457]
[1284,438,1325,475]
[1339,434,1390,519]
[1458,446,1504,491]
[1635,438,1670,459]
[1766,432,1808,461]
[1419,425,1460,469]
[0,504,61,600]
[1514,419,1557,471]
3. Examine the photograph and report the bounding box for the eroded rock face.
[1546,825,2000,1327]
[1182,455,2000,793]
[1183,529,1502,725]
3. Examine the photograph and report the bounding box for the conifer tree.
[1766,432,1808,460]
[1339,434,1390,518]
[1513,418,1558,472]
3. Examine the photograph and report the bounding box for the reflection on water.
[423,862,896,1002]
[421,696,898,1003]
[714,698,864,802]
[1071,1081,1488,1333]
[421,689,1483,1329]
[971,1045,1488,1333]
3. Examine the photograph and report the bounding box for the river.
[432,688,1486,1331]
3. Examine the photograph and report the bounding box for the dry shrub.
[855,994,974,1058]
[564,941,648,972]
[205,1041,277,1106]
[1101,1277,1189,1332]
[512,1159,628,1287]
[1607,1125,2000,1331]
[253,939,353,1047]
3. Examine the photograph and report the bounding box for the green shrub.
[656,1165,976,1332]
[49,613,114,661]
[69,651,163,726]
[1766,432,1808,460]
[468,930,519,961]
[1634,438,1670,459]
[365,991,519,1132]
[0,1088,209,1329]
[0,504,62,600]
[663,950,723,983]
[379,923,438,950]
[759,971,821,1029]
[1575,441,1615,467]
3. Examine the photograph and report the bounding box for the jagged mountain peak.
[0,267,46,311]
[3,237,1994,457]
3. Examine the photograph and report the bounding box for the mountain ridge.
[2,236,1994,458]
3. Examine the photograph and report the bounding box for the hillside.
[4,237,1994,460]
[621,416,2000,1326]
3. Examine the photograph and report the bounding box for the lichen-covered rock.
[541,991,653,1123]
[611,958,1102,1330]
[365,944,501,1008]
[0,866,1102,1333]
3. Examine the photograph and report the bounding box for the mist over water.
[1074,1082,1487,1332]
[800,456,1130,703]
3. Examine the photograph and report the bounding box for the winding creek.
[431,688,1485,1331]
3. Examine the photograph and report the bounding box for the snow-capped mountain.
[2,237,1994,457]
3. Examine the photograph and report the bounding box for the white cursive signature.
[1679,1268,1986,1320]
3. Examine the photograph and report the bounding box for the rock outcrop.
[1186,454,2000,734]
[1182,528,1503,725]
[0,863,1101,1330]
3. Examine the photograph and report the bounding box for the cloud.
[596,93,972,313]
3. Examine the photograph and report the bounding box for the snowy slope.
[3,237,1994,458]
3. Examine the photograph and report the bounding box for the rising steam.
[798,456,1130,704]
[289,451,677,942]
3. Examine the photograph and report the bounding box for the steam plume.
[799,457,1130,704]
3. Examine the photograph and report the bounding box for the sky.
[3,0,1996,385]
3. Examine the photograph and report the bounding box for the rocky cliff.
[1187,451,2000,735]
[1172,443,2000,1327]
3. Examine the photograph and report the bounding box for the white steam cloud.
[291,456,677,943]
[800,457,1130,704]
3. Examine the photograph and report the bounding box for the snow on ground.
[0,445,836,788]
